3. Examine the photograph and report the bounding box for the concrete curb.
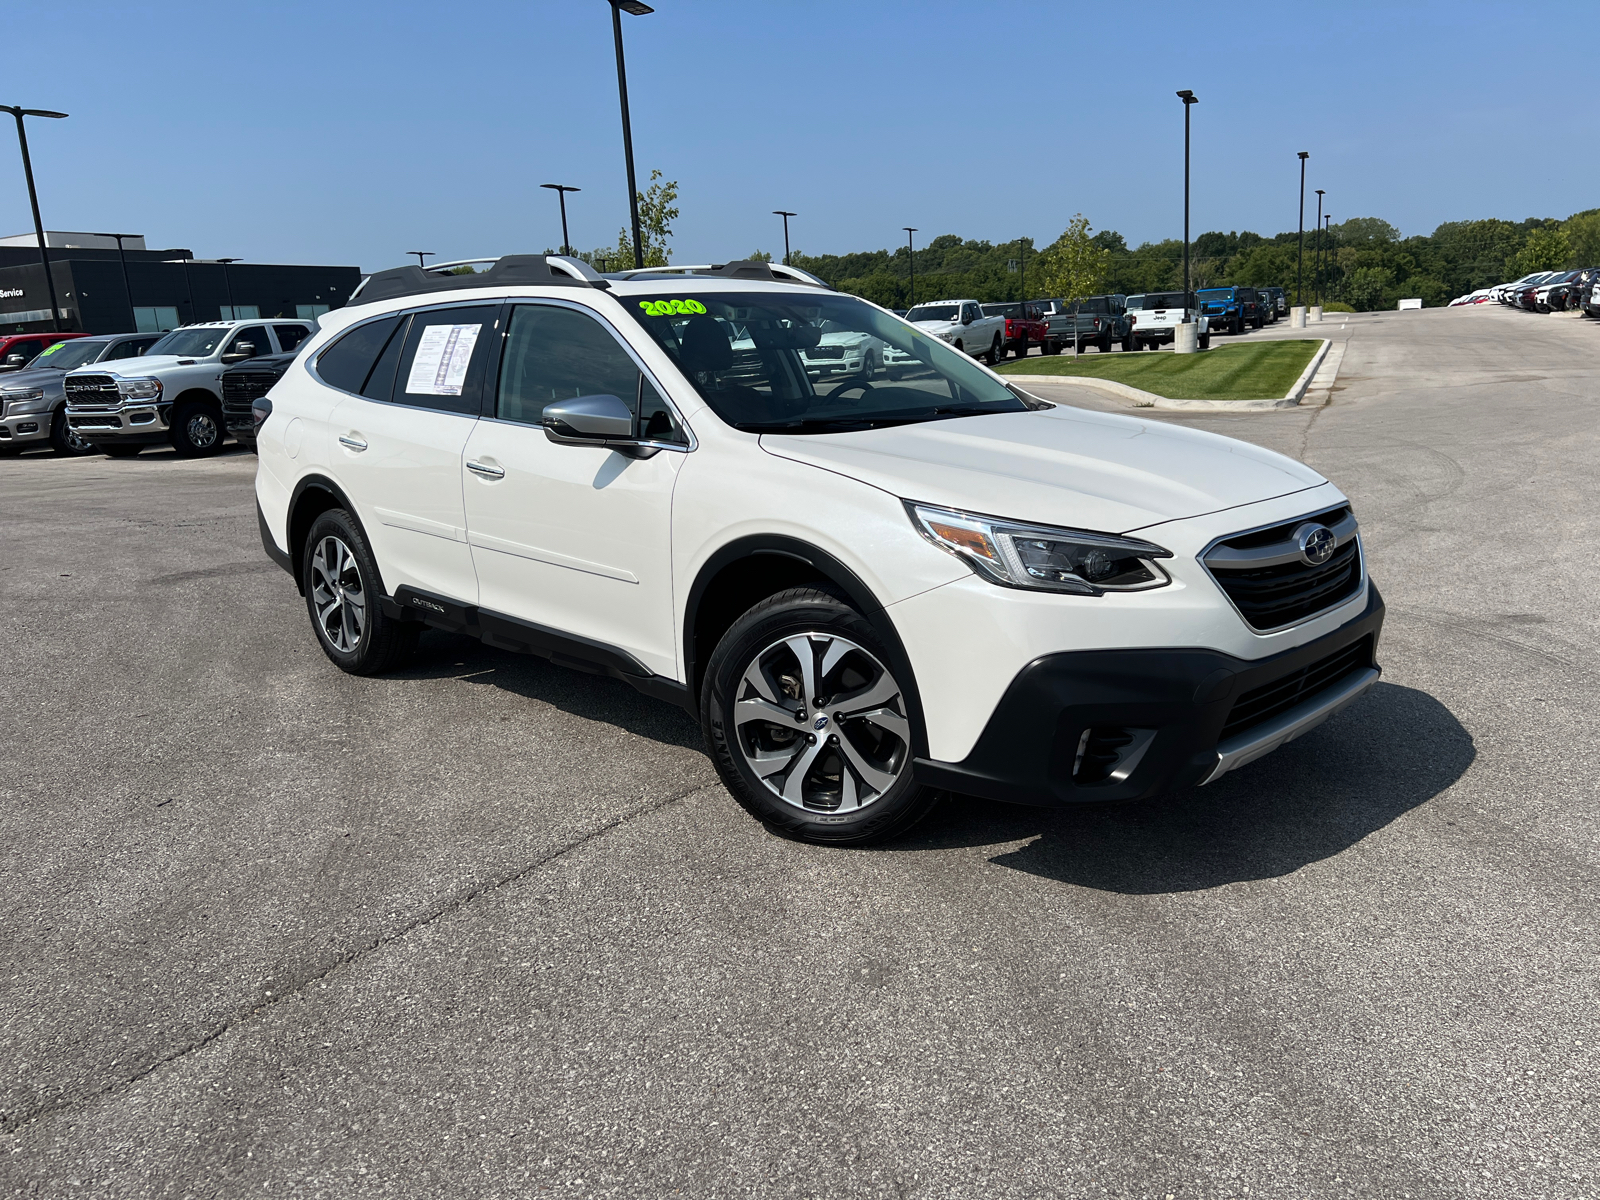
[1006,338,1333,412]
[1299,339,1347,407]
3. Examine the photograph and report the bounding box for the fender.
[682,533,928,756]
[283,472,370,593]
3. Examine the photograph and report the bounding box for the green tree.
[745,249,773,263]
[1037,214,1110,302]
[1562,210,1600,267]
[612,169,680,267]
[1508,226,1572,276]
[1346,266,1393,311]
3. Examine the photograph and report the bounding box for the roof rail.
[606,260,831,289]
[347,254,609,306]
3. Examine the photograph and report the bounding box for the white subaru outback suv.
[256,255,1383,845]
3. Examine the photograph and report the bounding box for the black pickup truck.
[220,352,295,449]
[1034,295,1133,353]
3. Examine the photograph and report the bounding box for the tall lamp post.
[609,1,653,270]
[408,251,434,269]
[541,184,580,255]
[1,105,69,332]
[1296,151,1309,308]
[216,258,239,319]
[772,210,795,266]
[92,232,141,325]
[1313,189,1325,307]
[1322,214,1333,305]
[903,227,918,307]
[1176,90,1197,308]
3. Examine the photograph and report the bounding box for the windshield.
[624,292,1029,434]
[905,304,960,323]
[1139,293,1192,310]
[146,328,228,357]
[1196,289,1234,301]
[35,339,105,371]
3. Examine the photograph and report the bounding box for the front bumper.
[0,405,52,444]
[66,402,173,444]
[913,585,1385,806]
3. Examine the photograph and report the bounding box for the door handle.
[466,459,505,480]
[339,434,368,452]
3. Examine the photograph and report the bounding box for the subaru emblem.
[1297,524,1336,566]
[814,715,829,731]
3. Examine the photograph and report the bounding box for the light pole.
[92,232,141,325]
[1,105,69,332]
[1018,236,1027,306]
[1323,214,1333,304]
[1296,151,1309,308]
[541,184,580,255]
[609,1,653,270]
[1313,189,1325,307]
[407,251,434,269]
[903,227,918,307]
[217,258,239,319]
[773,211,795,266]
[1176,90,1197,309]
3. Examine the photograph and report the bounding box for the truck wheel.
[1121,334,1136,352]
[303,509,419,675]
[101,443,143,457]
[1199,333,1211,349]
[49,407,96,456]
[700,586,939,846]
[984,337,1001,365]
[1097,332,1113,353]
[1043,340,1059,355]
[170,400,224,457]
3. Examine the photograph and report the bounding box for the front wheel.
[170,400,224,457]
[1199,333,1211,349]
[302,508,419,675]
[49,407,96,456]
[701,588,939,846]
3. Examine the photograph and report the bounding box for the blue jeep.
[1196,286,1263,335]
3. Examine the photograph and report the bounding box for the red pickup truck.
[980,302,1049,359]
[0,331,87,373]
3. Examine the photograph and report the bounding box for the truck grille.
[1204,506,1364,631]
[65,374,120,411]
[805,346,847,360]
[1220,636,1373,742]
[221,371,280,414]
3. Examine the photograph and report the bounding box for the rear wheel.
[302,508,419,675]
[984,336,1001,365]
[701,587,938,846]
[1199,333,1211,349]
[1097,331,1113,352]
[100,443,143,457]
[170,400,224,457]
[49,407,95,456]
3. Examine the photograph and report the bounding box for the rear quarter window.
[315,315,405,394]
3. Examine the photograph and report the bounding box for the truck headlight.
[2,387,47,412]
[118,378,162,401]
[907,501,1172,595]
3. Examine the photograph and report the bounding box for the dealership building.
[0,232,362,335]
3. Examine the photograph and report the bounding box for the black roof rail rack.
[348,254,608,306]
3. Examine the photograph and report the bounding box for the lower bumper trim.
[1201,666,1379,785]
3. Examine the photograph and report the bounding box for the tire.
[1231,316,1243,335]
[1121,334,1135,352]
[1012,340,1028,359]
[302,508,419,675]
[170,399,224,457]
[1253,315,1264,330]
[49,407,96,456]
[701,586,939,846]
[984,337,1001,365]
[1199,334,1211,349]
[953,339,964,356]
[1043,340,1059,355]
[100,443,143,457]
[1097,332,1113,353]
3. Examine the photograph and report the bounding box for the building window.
[297,304,331,320]
[133,306,180,333]
[219,305,260,320]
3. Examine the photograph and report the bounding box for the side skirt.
[383,585,692,712]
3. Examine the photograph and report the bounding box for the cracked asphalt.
[2,305,1597,1199]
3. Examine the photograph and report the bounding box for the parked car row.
[1452,268,1600,311]
[0,318,313,458]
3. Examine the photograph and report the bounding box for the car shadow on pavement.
[397,629,706,752]
[894,682,1473,894]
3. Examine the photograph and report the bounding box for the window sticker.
[39,341,62,356]
[405,323,482,396]
[638,299,706,317]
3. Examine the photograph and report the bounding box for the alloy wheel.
[187,411,219,449]
[310,535,367,653]
[731,632,911,814]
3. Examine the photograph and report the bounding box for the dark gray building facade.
[0,245,361,335]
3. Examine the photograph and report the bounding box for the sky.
[4,1,1597,273]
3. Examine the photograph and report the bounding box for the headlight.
[2,387,46,411]
[907,502,1172,595]
[117,378,162,401]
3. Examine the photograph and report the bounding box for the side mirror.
[4,353,24,367]
[961,314,973,326]
[221,343,254,364]
[542,393,634,441]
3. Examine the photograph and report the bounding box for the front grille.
[70,413,121,429]
[1205,506,1363,631]
[805,346,847,360]
[221,371,280,413]
[65,374,120,410]
[1221,636,1373,742]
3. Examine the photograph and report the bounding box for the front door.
[328,303,498,604]
[461,301,688,679]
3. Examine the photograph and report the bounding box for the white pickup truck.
[64,318,315,456]
[1126,291,1211,350]
[887,299,1006,367]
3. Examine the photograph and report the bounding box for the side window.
[274,324,311,353]
[227,326,272,359]
[106,338,155,360]
[361,314,410,401]
[392,305,494,415]
[497,304,682,443]
[315,315,404,394]
[6,339,43,366]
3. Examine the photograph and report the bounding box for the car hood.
[0,363,73,389]
[759,404,1325,534]
[68,355,193,376]
[910,319,961,332]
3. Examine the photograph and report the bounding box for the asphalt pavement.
[2,304,1597,1199]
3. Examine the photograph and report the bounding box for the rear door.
[327,303,497,604]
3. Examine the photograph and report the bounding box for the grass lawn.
[996,339,1321,401]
